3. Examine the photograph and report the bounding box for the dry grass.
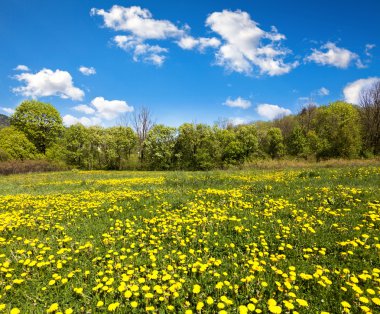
[243,158,380,170]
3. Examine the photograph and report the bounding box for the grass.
[0,166,379,313]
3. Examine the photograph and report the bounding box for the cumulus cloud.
[257,104,291,120]
[14,65,30,71]
[343,77,380,104]
[79,66,96,76]
[91,97,134,120]
[205,10,298,76]
[91,5,188,65]
[305,42,361,69]
[317,87,330,96]
[114,35,168,66]
[74,104,96,115]
[63,114,102,127]
[13,68,84,100]
[177,36,221,51]
[66,96,134,126]
[228,117,249,126]
[91,5,184,39]
[1,107,15,115]
[92,5,231,66]
[224,97,252,109]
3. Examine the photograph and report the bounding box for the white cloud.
[79,66,96,76]
[14,65,30,71]
[205,10,298,76]
[228,117,249,126]
[91,5,184,39]
[365,44,375,57]
[305,42,360,69]
[91,97,134,120]
[114,35,167,66]
[63,114,101,127]
[257,104,291,120]
[13,68,84,100]
[92,5,188,65]
[177,36,221,51]
[317,87,330,96]
[224,97,251,109]
[70,97,134,124]
[343,77,380,104]
[1,107,15,115]
[74,104,96,115]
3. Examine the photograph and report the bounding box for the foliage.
[2,98,380,170]
[264,127,285,159]
[0,127,38,161]
[314,101,362,159]
[144,125,177,170]
[10,100,63,153]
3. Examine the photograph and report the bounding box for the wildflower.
[108,303,120,312]
[206,297,214,305]
[296,299,309,307]
[96,301,104,307]
[193,284,201,294]
[47,303,59,313]
[196,302,204,311]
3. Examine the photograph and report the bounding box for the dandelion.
[206,297,214,305]
[97,301,104,307]
[107,303,120,312]
[46,303,59,313]
[296,299,309,307]
[193,284,201,294]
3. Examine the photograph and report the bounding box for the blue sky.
[0,0,379,127]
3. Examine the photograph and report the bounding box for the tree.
[298,103,318,133]
[314,101,362,158]
[175,123,220,170]
[62,124,90,168]
[0,127,38,161]
[105,126,137,169]
[131,106,154,162]
[286,125,308,158]
[144,125,177,170]
[360,81,380,155]
[11,100,63,153]
[264,127,285,159]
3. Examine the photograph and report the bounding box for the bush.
[0,160,67,176]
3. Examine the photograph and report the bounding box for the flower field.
[0,167,379,314]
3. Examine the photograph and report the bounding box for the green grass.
[0,166,379,313]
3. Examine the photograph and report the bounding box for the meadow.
[0,166,379,314]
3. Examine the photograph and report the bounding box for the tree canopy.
[11,100,63,154]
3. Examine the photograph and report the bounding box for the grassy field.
[0,166,379,314]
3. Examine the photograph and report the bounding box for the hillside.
[0,114,10,128]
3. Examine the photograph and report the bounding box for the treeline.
[1,82,379,171]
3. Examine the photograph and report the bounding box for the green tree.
[144,125,177,170]
[175,123,220,170]
[314,101,362,158]
[286,125,308,158]
[11,100,63,153]
[264,127,285,159]
[105,126,137,169]
[0,127,38,160]
[62,124,90,168]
